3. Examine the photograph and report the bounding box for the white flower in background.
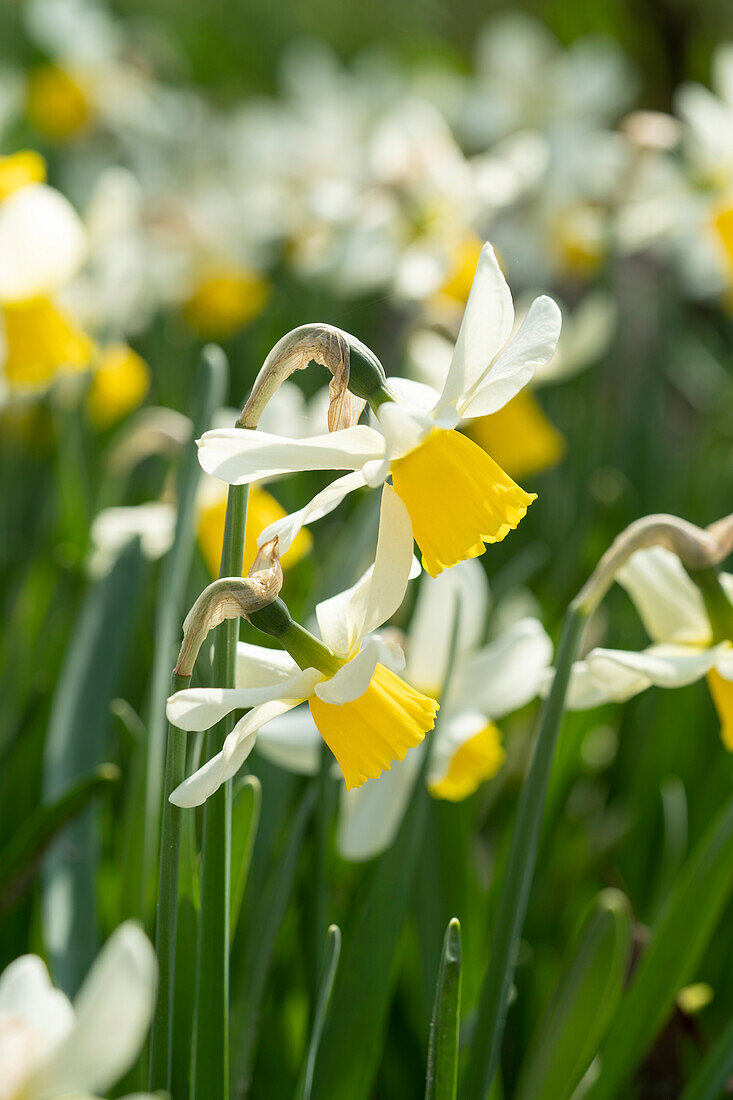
[88,500,177,577]
[563,546,733,747]
[167,486,437,802]
[406,288,615,479]
[0,921,156,1100]
[198,243,561,577]
[251,558,553,861]
[0,151,91,403]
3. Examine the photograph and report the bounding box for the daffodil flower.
[0,151,91,397]
[248,558,552,860]
[563,546,733,747]
[0,921,156,1100]
[167,485,438,803]
[198,243,561,577]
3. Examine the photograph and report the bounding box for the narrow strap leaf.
[296,924,342,1100]
[425,917,462,1100]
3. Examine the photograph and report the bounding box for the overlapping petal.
[257,470,368,554]
[455,616,553,717]
[256,704,322,775]
[314,635,405,704]
[615,546,712,645]
[167,667,322,731]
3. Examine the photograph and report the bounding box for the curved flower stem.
[192,480,249,1100]
[464,600,586,1100]
[148,671,189,1091]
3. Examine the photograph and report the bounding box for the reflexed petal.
[31,923,156,1096]
[167,669,322,731]
[309,663,437,790]
[616,547,712,645]
[458,294,561,419]
[315,484,414,656]
[391,427,535,577]
[584,643,724,700]
[435,242,514,413]
[257,470,367,555]
[428,710,505,801]
[314,635,405,705]
[465,389,565,480]
[170,700,300,807]
[455,617,553,718]
[337,744,424,861]
[384,375,441,415]
[405,559,489,694]
[256,704,322,775]
[376,400,435,459]
[236,641,300,687]
[0,184,86,302]
[196,425,385,486]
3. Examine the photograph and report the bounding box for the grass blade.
[41,537,144,995]
[425,917,462,1100]
[296,924,342,1100]
[230,775,262,940]
[0,764,119,915]
[681,1013,733,1100]
[515,888,632,1100]
[464,602,586,1099]
[585,788,733,1100]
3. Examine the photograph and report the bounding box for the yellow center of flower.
[197,485,311,577]
[390,427,536,578]
[466,389,565,480]
[86,344,150,429]
[707,667,733,751]
[26,64,92,140]
[183,266,271,338]
[2,298,93,391]
[0,151,46,201]
[712,204,733,286]
[308,663,438,791]
[552,205,605,278]
[428,722,505,801]
[434,233,484,307]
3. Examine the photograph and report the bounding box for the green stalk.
[148,672,189,1091]
[464,601,586,1099]
[192,480,249,1099]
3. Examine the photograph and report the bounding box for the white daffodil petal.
[89,502,177,577]
[314,636,405,705]
[587,643,723,691]
[0,184,87,303]
[337,743,424,861]
[616,546,712,645]
[435,242,514,413]
[376,400,434,460]
[0,954,74,1058]
[171,700,300,807]
[235,642,299,687]
[458,295,562,419]
[456,617,553,718]
[256,704,322,775]
[385,375,442,415]
[31,923,156,1097]
[558,660,622,710]
[257,470,367,555]
[167,669,322,731]
[316,484,414,655]
[405,559,489,694]
[196,425,385,486]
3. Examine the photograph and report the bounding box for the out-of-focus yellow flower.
[433,232,484,307]
[183,265,270,338]
[86,344,150,429]
[26,64,91,141]
[552,204,606,278]
[3,297,92,390]
[0,150,46,200]
[712,203,733,284]
[197,484,311,578]
[466,388,565,479]
[428,721,505,801]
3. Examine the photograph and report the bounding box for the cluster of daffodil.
[161,241,560,813]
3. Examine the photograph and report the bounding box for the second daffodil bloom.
[0,151,91,397]
[564,546,733,747]
[167,485,438,804]
[197,242,562,577]
[0,921,157,1100]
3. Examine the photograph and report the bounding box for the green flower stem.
[465,600,587,1100]
[193,480,249,1100]
[148,672,189,1092]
